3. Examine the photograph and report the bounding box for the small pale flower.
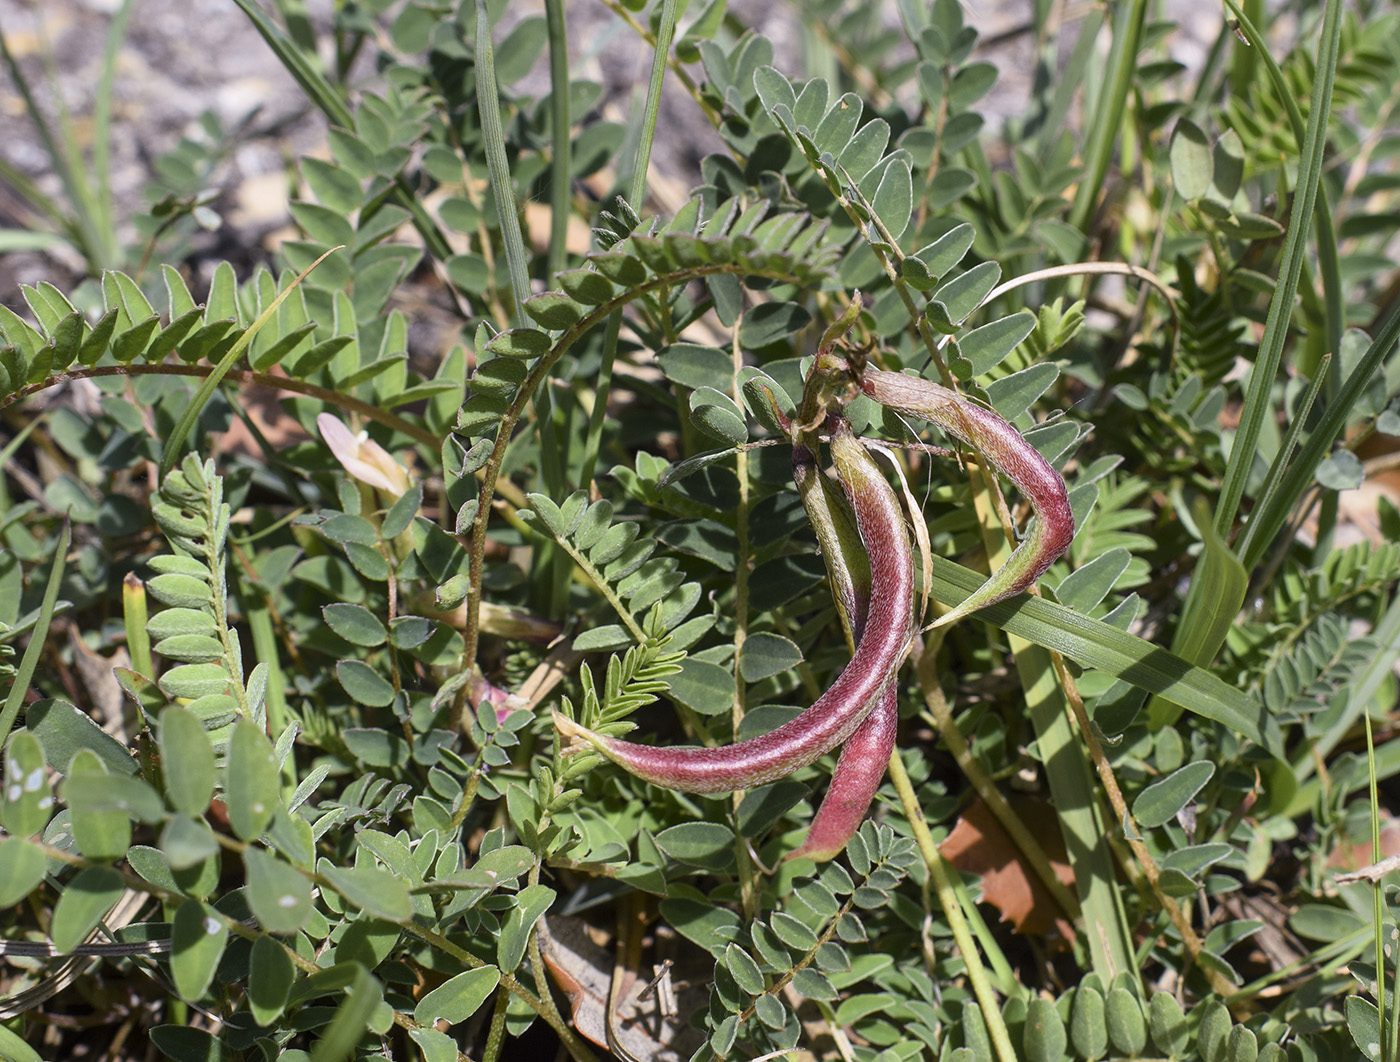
[317,414,412,495]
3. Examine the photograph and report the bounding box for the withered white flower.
[316,413,412,495]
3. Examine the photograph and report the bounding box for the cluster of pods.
[555,347,1075,862]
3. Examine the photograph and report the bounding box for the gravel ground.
[0,0,1222,308]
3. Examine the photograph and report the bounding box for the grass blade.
[1067,0,1145,233]
[1212,0,1344,539]
[0,520,70,747]
[928,555,1279,754]
[1241,300,1400,572]
[1145,497,1248,730]
[544,0,571,280]
[578,0,682,493]
[476,0,570,615]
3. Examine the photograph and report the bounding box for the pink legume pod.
[555,426,914,794]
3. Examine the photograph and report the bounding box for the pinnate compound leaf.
[956,310,1036,377]
[659,898,742,955]
[871,156,913,239]
[160,814,220,871]
[27,699,137,775]
[926,261,1001,333]
[1170,119,1213,200]
[323,603,388,646]
[171,899,228,1002]
[413,966,501,1027]
[1054,548,1132,614]
[986,362,1058,421]
[655,822,736,871]
[148,1026,233,1062]
[689,387,749,446]
[725,944,764,995]
[522,291,586,330]
[739,301,811,349]
[658,343,733,392]
[1106,988,1148,1055]
[1316,450,1364,491]
[159,705,215,816]
[341,728,410,768]
[1070,986,1107,1061]
[1148,992,1188,1055]
[1024,996,1068,1062]
[153,634,224,663]
[1347,996,1382,1061]
[50,865,126,952]
[159,663,234,700]
[336,659,396,707]
[666,657,733,715]
[911,224,975,284]
[244,846,313,934]
[572,625,632,652]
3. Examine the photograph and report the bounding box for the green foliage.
[4,0,1400,1059]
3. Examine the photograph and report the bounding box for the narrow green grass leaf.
[0,519,68,747]
[1212,0,1344,538]
[928,556,1277,753]
[1146,498,1247,730]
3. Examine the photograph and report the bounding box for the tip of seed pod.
[782,844,840,864]
[926,610,962,630]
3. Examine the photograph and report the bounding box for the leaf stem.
[1047,652,1237,997]
[911,634,1080,919]
[886,750,1017,1062]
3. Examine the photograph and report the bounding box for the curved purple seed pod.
[785,687,897,862]
[792,439,868,651]
[555,427,914,794]
[789,435,896,862]
[859,368,1074,627]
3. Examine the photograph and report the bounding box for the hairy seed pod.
[555,425,914,794]
[788,436,896,861]
[786,687,897,861]
[858,368,1074,626]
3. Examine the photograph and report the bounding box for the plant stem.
[886,751,1017,1062]
[912,635,1081,919]
[1048,652,1236,997]
[731,313,758,919]
[1066,0,1145,234]
[543,0,571,281]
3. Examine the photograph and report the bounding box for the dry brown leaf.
[538,916,707,1062]
[939,795,1076,941]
